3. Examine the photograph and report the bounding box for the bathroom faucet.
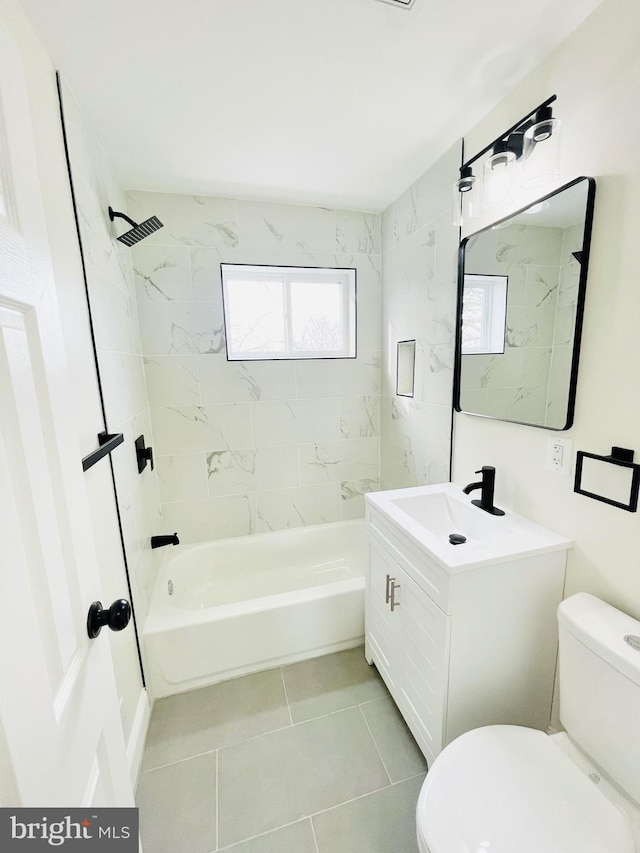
[462,467,505,516]
[151,533,180,549]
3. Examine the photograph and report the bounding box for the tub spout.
[151,533,180,549]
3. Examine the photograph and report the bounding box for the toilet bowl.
[416,593,640,853]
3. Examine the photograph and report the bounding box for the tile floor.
[136,646,427,852]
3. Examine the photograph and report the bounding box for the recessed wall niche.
[396,340,416,397]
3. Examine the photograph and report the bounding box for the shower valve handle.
[142,445,154,471]
[135,435,154,473]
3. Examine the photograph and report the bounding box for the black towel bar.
[82,431,125,472]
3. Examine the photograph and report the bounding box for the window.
[461,274,508,355]
[221,264,356,360]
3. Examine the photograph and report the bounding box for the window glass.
[226,277,285,355]
[461,274,507,355]
[290,280,343,353]
[221,264,356,361]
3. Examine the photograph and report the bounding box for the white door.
[0,16,134,806]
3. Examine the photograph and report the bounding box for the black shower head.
[572,250,583,264]
[108,206,163,246]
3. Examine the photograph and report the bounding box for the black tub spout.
[151,533,180,548]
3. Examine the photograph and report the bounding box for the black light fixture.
[529,105,555,143]
[453,165,478,225]
[483,139,517,207]
[501,104,559,160]
[455,95,562,221]
[456,165,476,193]
[521,103,561,188]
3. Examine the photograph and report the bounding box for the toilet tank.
[558,592,640,804]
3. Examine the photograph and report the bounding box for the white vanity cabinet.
[365,495,570,767]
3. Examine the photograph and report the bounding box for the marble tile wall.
[128,191,382,543]
[379,144,460,489]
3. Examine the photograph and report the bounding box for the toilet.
[416,592,640,852]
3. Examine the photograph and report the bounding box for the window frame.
[461,273,508,355]
[220,263,357,361]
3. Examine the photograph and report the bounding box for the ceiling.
[20,0,603,212]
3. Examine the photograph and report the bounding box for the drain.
[449,533,467,545]
[167,579,174,596]
[624,634,640,651]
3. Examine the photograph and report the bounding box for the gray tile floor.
[137,646,427,853]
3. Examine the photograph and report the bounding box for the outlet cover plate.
[547,437,573,475]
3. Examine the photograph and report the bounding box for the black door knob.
[87,599,131,639]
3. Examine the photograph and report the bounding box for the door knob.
[87,599,131,639]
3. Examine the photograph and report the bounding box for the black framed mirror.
[454,176,596,430]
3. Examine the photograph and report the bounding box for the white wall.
[453,0,640,616]
[128,191,382,543]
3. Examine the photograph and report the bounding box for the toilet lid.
[417,725,636,853]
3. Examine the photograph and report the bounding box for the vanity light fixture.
[521,105,562,188]
[527,105,556,143]
[504,105,560,160]
[455,95,561,221]
[453,165,479,226]
[482,140,516,208]
[456,165,476,193]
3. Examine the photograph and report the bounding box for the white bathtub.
[142,519,366,698]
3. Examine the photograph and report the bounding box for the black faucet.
[151,533,180,549]
[462,467,505,516]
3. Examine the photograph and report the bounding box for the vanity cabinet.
[365,504,568,767]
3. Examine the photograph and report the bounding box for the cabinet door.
[398,572,450,765]
[366,537,402,692]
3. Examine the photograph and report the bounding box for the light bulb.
[483,148,516,208]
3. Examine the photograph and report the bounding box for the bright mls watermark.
[0,809,138,849]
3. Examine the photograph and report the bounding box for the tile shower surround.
[128,192,383,543]
[137,647,426,853]
[379,144,460,491]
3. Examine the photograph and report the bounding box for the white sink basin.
[366,483,571,571]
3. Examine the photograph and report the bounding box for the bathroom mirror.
[454,176,596,430]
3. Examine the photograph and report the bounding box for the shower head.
[572,250,583,264]
[108,206,163,246]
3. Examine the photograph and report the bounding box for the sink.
[365,483,571,571]
[390,491,518,540]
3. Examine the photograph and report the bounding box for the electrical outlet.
[546,438,573,475]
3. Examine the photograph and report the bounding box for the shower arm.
[108,206,139,229]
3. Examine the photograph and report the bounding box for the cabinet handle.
[390,581,400,611]
[385,574,393,603]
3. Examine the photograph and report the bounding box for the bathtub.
[142,519,366,698]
